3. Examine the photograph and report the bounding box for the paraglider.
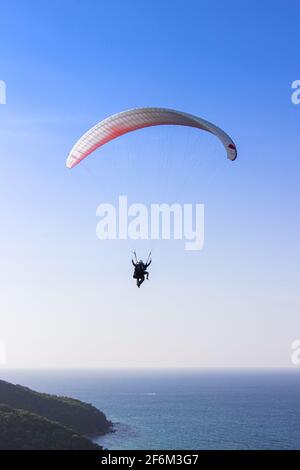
[132,251,152,288]
[66,107,237,288]
[66,107,237,169]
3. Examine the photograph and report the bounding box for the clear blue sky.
[0,0,299,368]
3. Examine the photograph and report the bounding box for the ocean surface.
[1,369,300,450]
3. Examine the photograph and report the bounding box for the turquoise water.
[1,369,300,449]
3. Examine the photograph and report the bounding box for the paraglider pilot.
[132,255,152,288]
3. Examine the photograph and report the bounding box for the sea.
[1,368,300,450]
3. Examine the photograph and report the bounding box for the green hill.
[0,404,101,450]
[0,379,112,435]
[0,379,113,450]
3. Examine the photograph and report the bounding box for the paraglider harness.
[132,251,152,284]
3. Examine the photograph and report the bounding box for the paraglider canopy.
[66,107,237,169]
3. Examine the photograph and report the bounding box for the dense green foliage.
[0,404,101,450]
[0,380,112,435]
[0,379,113,449]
